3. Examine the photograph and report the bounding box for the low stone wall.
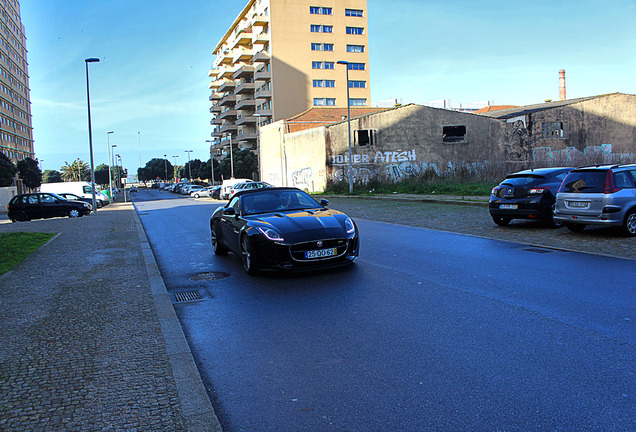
[0,186,17,213]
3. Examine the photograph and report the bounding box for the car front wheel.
[68,209,80,218]
[623,210,636,237]
[12,212,28,222]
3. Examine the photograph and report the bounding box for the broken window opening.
[355,129,377,146]
[442,125,466,143]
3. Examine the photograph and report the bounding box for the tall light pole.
[206,139,215,185]
[172,155,179,182]
[225,133,234,178]
[84,57,100,211]
[137,131,142,174]
[106,131,114,202]
[185,150,193,181]
[337,60,354,194]
[116,154,121,189]
[254,113,263,181]
[164,154,168,182]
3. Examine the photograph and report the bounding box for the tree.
[17,157,42,189]
[184,159,204,180]
[61,159,90,181]
[199,158,221,183]
[0,153,17,187]
[94,164,110,186]
[219,149,258,180]
[139,158,173,181]
[42,169,62,183]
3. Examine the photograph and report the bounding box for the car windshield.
[241,190,322,215]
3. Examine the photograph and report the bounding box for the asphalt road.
[133,190,635,432]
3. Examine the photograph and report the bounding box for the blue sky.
[20,0,636,174]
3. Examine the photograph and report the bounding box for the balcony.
[209,93,221,101]
[237,130,257,142]
[219,109,237,119]
[235,82,256,94]
[250,13,269,26]
[219,95,237,106]
[252,31,270,45]
[254,69,271,81]
[233,65,255,80]
[252,51,270,63]
[233,49,254,64]
[254,87,272,99]
[219,124,238,134]
[236,115,257,125]
[231,28,253,49]
[238,141,257,150]
[236,98,257,110]
[254,108,272,118]
[216,49,233,65]
[209,104,222,113]
[218,66,236,79]
[218,80,236,93]
[208,68,219,78]
[210,116,222,125]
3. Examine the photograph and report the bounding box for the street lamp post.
[172,155,179,182]
[225,133,234,178]
[185,150,193,181]
[115,154,121,189]
[206,140,215,185]
[254,113,264,181]
[337,60,354,194]
[84,57,100,211]
[164,154,168,182]
[106,131,114,202]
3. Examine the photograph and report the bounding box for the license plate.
[305,248,337,259]
[567,201,589,208]
[499,204,518,209]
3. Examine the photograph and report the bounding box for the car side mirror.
[320,199,329,207]
[223,207,236,216]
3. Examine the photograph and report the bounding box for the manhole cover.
[190,271,230,281]
[174,290,203,303]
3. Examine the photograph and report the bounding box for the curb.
[131,206,222,432]
[319,194,490,207]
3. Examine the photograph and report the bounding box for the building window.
[312,61,334,69]
[312,43,334,51]
[345,9,364,17]
[349,98,367,106]
[346,44,365,53]
[311,24,333,33]
[313,80,335,88]
[310,6,332,15]
[542,121,568,139]
[324,62,334,69]
[348,80,366,88]
[355,129,377,146]
[314,98,336,106]
[346,27,364,35]
[442,125,467,143]
[347,62,365,70]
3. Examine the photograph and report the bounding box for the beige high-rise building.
[208,0,370,160]
[0,0,33,164]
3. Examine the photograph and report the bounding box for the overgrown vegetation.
[323,165,502,197]
[0,232,56,275]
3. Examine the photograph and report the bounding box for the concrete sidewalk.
[0,202,221,431]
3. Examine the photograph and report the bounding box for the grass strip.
[0,232,56,275]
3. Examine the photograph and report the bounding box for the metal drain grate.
[174,290,203,303]
[190,271,230,281]
[522,247,553,254]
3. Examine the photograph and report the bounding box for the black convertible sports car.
[210,187,359,274]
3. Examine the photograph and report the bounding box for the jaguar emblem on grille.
[317,241,323,248]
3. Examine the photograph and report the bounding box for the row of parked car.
[489,163,636,236]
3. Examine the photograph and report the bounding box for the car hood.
[248,208,350,241]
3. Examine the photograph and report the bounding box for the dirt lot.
[323,196,636,262]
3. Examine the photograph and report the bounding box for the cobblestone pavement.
[323,195,636,261]
[0,203,217,432]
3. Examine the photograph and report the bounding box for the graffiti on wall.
[534,144,635,164]
[329,149,424,181]
[291,167,312,188]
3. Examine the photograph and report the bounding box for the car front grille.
[289,238,349,262]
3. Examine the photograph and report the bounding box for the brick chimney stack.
[559,69,566,101]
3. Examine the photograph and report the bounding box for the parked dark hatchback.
[489,167,573,227]
[7,192,92,222]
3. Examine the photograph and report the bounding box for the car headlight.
[257,227,284,241]
[344,217,355,234]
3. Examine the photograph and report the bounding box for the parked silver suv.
[553,164,636,236]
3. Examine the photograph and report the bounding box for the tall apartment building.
[208,0,370,159]
[0,0,33,164]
